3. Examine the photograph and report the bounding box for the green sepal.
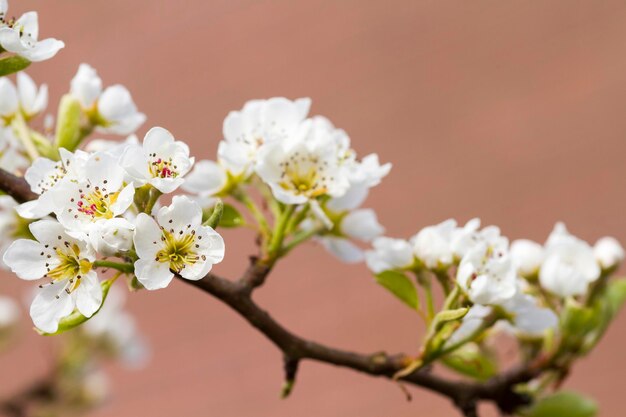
[375,270,419,310]
[0,56,31,76]
[203,201,242,229]
[37,279,114,336]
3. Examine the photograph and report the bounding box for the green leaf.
[375,270,419,310]
[54,94,84,152]
[441,343,498,381]
[38,279,115,336]
[0,56,31,76]
[525,391,597,417]
[605,279,626,317]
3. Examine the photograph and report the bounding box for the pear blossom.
[451,218,508,259]
[510,239,544,276]
[316,209,384,263]
[0,3,64,62]
[121,127,194,194]
[457,242,517,305]
[539,223,600,298]
[412,219,457,269]
[54,151,135,233]
[255,119,350,223]
[365,237,414,273]
[594,237,624,270]
[218,97,311,175]
[70,64,145,135]
[133,195,225,290]
[2,220,101,333]
[89,218,135,257]
[17,148,89,219]
[85,134,138,158]
[499,292,558,337]
[0,73,47,122]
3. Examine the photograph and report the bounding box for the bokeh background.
[1,1,626,416]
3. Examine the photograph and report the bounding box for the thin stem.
[12,112,39,161]
[144,187,162,214]
[93,260,134,274]
[424,282,436,322]
[234,189,271,237]
[267,204,295,260]
[281,225,323,256]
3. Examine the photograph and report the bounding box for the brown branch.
[0,170,35,203]
[0,168,540,417]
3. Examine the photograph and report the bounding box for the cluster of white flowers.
[1,127,225,332]
[0,0,64,62]
[366,219,624,338]
[184,97,390,262]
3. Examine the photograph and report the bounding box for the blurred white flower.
[0,73,47,122]
[510,239,544,276]
[594,236,624,270]
[539,223,600,297]
[365,237,414,273]
[412,219,457,269]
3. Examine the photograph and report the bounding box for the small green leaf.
[525,391,597,417]
[605,279,626,317]
[0,56,31,76]
[219,203,243,228]
[375,270,419,310]
[39,279,114,336]
[442,343,498,381]
[54,94,84,152]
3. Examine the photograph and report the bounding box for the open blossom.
[0,73,47,122]
[451,219,508,260]
[594,237,624,270]
[218,97,311,176]
[539,223,600,298]
[133,196,225,290]
[499,292,558,337]
[2,220,101,333]
[17,148,88,219]
[457,242,517,305]
[0,2,64,62]
[182,159,229,197]
[122,127,194,194]
[412,219,457,269]
[70,63,145,135]
[256,119,350,224]
[55,151,135,233]
[365,237,414,273]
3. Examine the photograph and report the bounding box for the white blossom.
[121,127,194,194]
[182,159,229,197]
[500,292,558,337]
[218,97,311,176]
[133,195,225,290]
[412,219,457,269]
[594,237,624,270]
[365,237,414,273]
[539,223,600,297]
[2,220,101,333]
[510,239,544,276]
[17,148,89,219]
[451,218,508,259]
[0,4,64,62]
[457,242,517,305]
[0,73,47,122]
[70,64,145,135]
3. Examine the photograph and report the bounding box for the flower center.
[45,243,92,293]
[278,154,329,198]
[148,153,179,179]
[76,186,119,220]
[155,228,205,273]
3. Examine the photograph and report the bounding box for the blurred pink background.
[2,1,626,416]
